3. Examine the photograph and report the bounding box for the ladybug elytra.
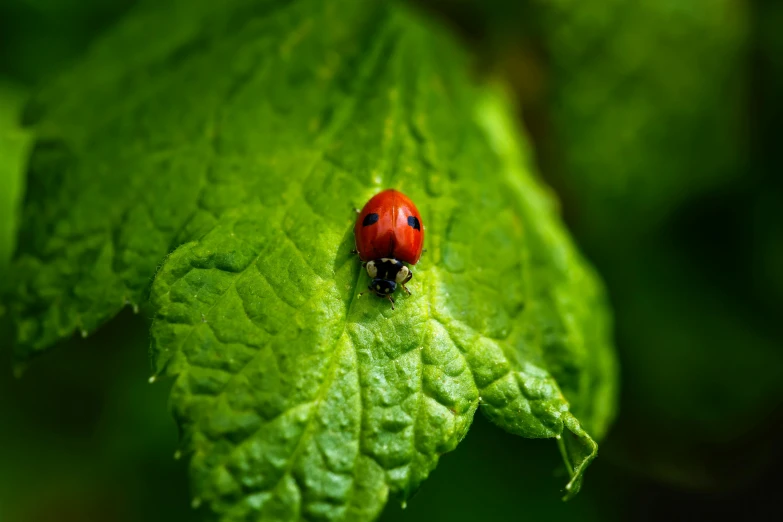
[353,189,424,309]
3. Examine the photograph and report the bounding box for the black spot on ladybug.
[407,216,421,230]
[363,213,379,227]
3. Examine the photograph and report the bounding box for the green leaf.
[9,0,616,518]
[0,0,135,86]
[0,81,32,272]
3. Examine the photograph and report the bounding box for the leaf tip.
[557,414,599,501]
[191,497,202,509]
[148,375,158,384]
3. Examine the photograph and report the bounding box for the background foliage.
[2,0,782,520]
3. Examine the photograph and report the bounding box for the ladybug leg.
[401,283,412,295]
[387,295,395,310]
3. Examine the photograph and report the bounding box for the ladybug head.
[365,258,413,297]
[368,278,396,297]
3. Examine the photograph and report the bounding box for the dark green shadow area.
[0,311,193,522]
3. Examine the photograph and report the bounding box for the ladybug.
[353,189,424,309]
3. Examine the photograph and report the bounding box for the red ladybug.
[353,189,424,308]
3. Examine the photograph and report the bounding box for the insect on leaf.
[8,0,617,519]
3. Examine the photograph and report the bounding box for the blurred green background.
[2,0,782,520]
